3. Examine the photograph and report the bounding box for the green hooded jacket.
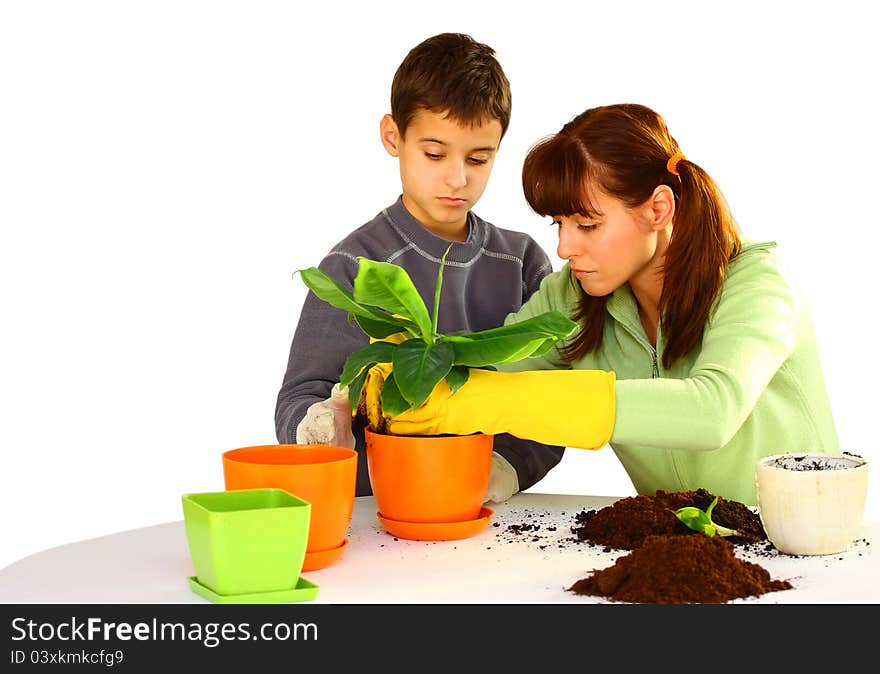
[500,241,839,505]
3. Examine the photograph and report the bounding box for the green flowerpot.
[182,488,310,596]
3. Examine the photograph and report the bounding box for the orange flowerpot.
[365,429,493,523]
[222,445,357,570]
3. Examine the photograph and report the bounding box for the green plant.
[673,496,741,537]
[296,245,577,430]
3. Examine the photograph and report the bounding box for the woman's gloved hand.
[362,363,616,450]
[485,451,519,503]
[295,383,356,448]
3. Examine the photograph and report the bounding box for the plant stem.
[431,244,453,338]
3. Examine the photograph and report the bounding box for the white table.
[1,493,877,603]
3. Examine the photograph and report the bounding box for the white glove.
[484,451,520,504]
[295,383,355,449]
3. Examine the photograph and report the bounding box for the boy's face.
[380,109,502,240]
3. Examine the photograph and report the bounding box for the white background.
[1,0,877,571]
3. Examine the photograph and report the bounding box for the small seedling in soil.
[673,496,741,537]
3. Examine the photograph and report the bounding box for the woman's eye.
[468,157,489,165]
[550,219,596,231]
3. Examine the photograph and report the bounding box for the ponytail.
[659,159,740,368]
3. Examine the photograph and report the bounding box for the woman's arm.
[612,246,800,450]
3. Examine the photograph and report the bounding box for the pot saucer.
[302,538,348,571]
[187,576,319,604]
[377,507,494,541]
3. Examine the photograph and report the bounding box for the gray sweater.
[275,196,565,496]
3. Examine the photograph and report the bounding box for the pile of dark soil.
[571,488,765,550]
[569,534,793,604]
[567,489,793,603]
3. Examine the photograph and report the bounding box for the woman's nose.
[556,224,577,260]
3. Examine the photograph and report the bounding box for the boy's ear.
[379,114,401,157]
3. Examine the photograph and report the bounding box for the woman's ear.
[379,114,401,157]
[648,185,675,231]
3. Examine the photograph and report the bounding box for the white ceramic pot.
[755,453,868,555]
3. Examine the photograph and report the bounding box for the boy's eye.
[425,152,443,160]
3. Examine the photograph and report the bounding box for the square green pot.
[182,488,310,596]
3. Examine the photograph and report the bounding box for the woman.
[377,103,839,505]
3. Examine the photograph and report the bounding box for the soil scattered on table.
[569,533,793,604]
[570,488,765,550]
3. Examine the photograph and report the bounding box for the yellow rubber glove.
[359,332,408,427]
[363,363,616,449]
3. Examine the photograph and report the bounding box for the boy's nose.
[444,162,467,189]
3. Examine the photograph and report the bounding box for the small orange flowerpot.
[365,429,493,523]
[222,445,357,570]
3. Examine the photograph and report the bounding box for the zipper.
[606,294,660,378]
[618,324,659,378]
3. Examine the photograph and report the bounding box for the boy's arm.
[275,253,366,444]
[489,433,566,494]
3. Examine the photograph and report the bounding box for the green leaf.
[441,312,577,367]
[379,373,410,417]
[705,496,718,519]
[448,335,548,366]
[524,336,565,359]
[445,365,470,394]
[339,342,396,388]
[391,339,455,408]
[455,312,577,342]
[432,244,453,335]
[297,267,412,335]
[673,506,713,534]
[347,366,370,409]
[673,498,740,538]
[354,313,414,340]
[352,258,433,340]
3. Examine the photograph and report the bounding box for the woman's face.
[554,185,664,297]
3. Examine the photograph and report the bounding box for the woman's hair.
[522,103,741,369]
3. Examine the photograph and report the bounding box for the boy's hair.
[390,33,511,139]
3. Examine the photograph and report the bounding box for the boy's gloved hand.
[362,362,393,431]
[363,363,616,450]
[485,451,519,503]
[295,383,356,449]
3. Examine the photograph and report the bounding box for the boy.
[275,33,563,501]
